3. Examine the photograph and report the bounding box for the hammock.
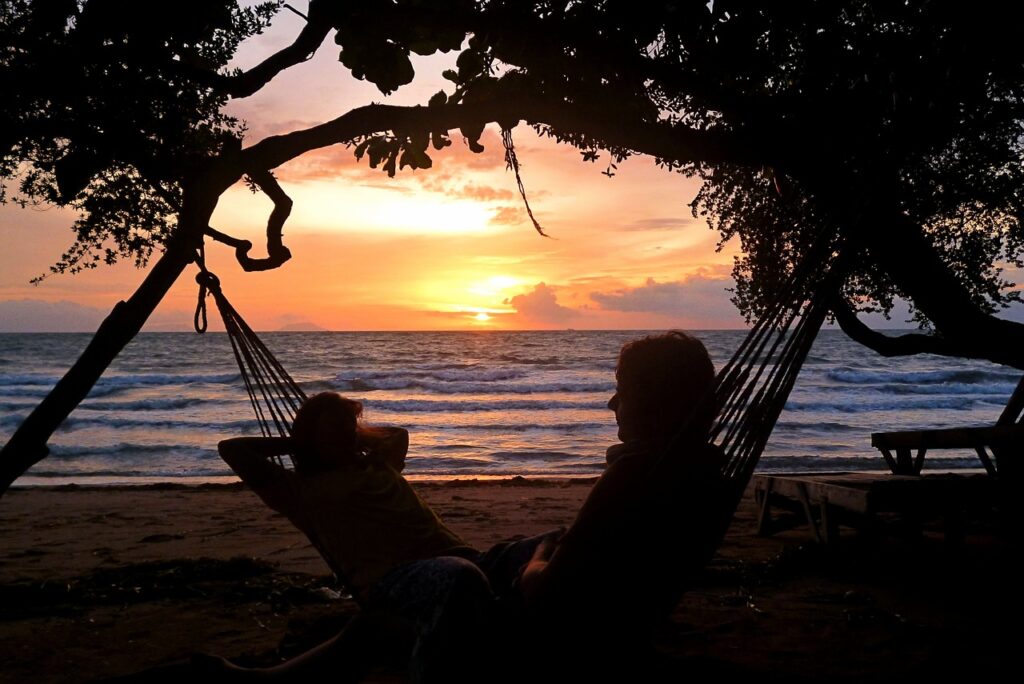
[194,266,307,468]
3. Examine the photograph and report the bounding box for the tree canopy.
[2,0,1024,488]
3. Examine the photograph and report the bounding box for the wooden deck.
[752,471,994,544]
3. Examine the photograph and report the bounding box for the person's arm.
[218,437,299,515]
[518,457,641,605]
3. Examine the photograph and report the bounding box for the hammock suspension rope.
[194,246,307,467]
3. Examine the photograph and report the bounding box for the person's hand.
[358,427,408,471]
[518,527,565,602]
[532,527,564,562]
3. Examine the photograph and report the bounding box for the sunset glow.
[0,10,746,333]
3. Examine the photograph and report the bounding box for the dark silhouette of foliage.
[1,0,279,277]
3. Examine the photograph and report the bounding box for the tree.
[2,0,1023,493]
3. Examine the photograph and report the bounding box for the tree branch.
[852,192,1024,370]
[218,0,332,99]
[205,170,293,272]
[831,297,972,359]
[239,92,764,174]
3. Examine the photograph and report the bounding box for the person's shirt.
[219,434,473,598]
[284,464,473,596]
[531,437,730,630]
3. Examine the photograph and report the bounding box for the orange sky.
[0,9,747,332]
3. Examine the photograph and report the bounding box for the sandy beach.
[0,478,1019,682]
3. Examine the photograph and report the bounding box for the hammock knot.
[194,270,222,334]
[195,270,221,292]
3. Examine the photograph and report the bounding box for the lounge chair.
[871,374,1024,476]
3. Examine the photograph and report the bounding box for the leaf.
[353,138,372,161]
[431,131,452,150]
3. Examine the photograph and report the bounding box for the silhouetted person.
[219,394,493,683]
[510,331,729,677]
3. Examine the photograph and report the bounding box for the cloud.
[438,127,510,170]
[590,276,744,327]
[277,321,328,331]
[622,217,699,231]
[275,145,386,184]
[506,283,578,323]
[490,205,526,226]
[449,183,516,202]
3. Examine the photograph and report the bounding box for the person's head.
[291,392,363,474]
[608,331,716,444]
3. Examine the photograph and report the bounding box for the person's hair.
[616,330,717,439]
[291,392,363,474]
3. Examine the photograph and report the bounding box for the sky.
[1,8,1019,333]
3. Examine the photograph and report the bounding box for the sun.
[474,312,491,322]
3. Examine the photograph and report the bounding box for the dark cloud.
[590,276,743,326]
[507,283,578,323]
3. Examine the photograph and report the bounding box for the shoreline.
[6,474,603,492]
[1,476,1018,682]
[7,467,987,492]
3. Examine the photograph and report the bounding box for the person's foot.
[189,652,271,680]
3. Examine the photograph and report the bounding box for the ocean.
[0,330,1017,486]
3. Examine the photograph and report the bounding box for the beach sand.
[0,478,1019,682]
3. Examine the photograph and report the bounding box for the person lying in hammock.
[219,393,476,602]
[214,331,728,682]
[217,392,505,682]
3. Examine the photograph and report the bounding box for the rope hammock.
[194,255,307,468]
[193,237,846,501]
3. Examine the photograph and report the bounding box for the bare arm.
[519,456,641,605]
[218,437,299,515]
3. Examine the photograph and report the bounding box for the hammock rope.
[715,242,846,497]
[194,249,307,467]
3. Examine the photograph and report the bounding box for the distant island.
[277,322,329,332]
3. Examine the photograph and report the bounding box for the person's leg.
[475,528,563,597]
[189,610,412,682]
[368,556,494,684]
[191,555,497,683]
